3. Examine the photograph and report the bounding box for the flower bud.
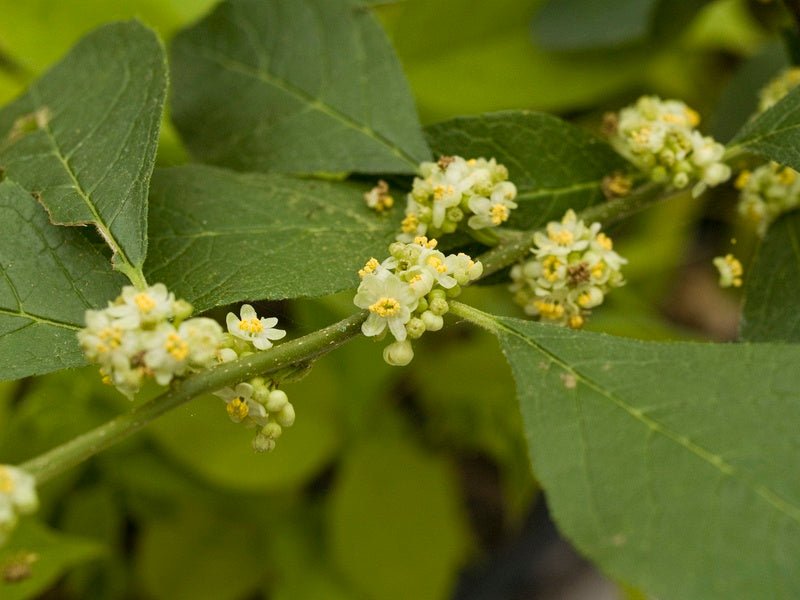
[252,434,276,453]
[383,339,414,366]
[428,297,449,316]
[262,421,283,439]
[406,317,426,339]
[421,311,444,332]
[276,403,296,427]
[265,389,289,413]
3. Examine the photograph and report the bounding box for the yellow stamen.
[568,315,585,329]
[134,293,156,313]
[686,108,700,127]
[0,467,13,493]
[543,256,562,282]
[239,318,263,334]
[369,297,401,317]
[432,185,454,201]
[734,170,751,190]
[358,258,380,278]
[426,255,447,273]
[227,398,249,421]
[547,226,574,246]
[779,168,797,186]
[578,292,592,307]
[165,333,189,361]
[401,214,419,233]
[591,262,606,279]
[596,233,613,250]
[631,126,651,145]
[490,203,510,225]
[414,236,438,249]
[534,300,565,320]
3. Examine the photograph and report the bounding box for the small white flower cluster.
[78,284,225,397]
[509,210,626,328]
[758,67,800,113]
[364,179,394,213]
[713,254,743,288]
[399,156,518,241]
[214,304,292,452]
[0,465,37,546]
[354,237,483,365]
[735,163,800,236]
[605,96,730,197]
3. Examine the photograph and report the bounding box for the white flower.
[467,182,518,229]
[0,465,38,545]
[353,271,417,341]
[143,323,190,385]
[226,304,286,350]
[106,283,176,329]
[214,383,267,426]
[181,318,225,368]
[735,163,800,236]
[510,210,626,328]
[445,253,483,285]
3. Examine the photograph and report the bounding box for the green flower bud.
[446,284,462,298]
[406,317,426,339]
[428,297,449,316]
[421,311,444,332]
[172,299,193,322]
[266,389,289,413]
[262,421,283,439]
[428,288,447,302]
[415,297,429,314]
[382,339,414,366]
[441,220,458,234]
[252,434,276,453]
[446,207,464,222]
[276,403,296,427]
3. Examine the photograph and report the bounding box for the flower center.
[227,397,249,421]
[426,255,447,274]
[401,214,419,233]
[134,293,156,313]
[369,297,401,317]
[534,300,564,320]
[165,333,189,361]
[432,185,454,201]
[595,233,613,250]
[543,256,563,282]
[547,227,574,246]
[239,318,263,334]
[490,203,509,225]
[358,258,380,278]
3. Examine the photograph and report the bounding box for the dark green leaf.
[170,0,430,175]
[426,111,629,229]
[0,181,125,381]
[491,312,800,599]
[146,165,400,311]
[0,519,102,600]
[729,84,800,171]
[0,21,166,270]
[741,211,800,342]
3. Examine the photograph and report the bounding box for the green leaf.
[170,0,430,174]
[425,111,629,229]
[741,212,800,342]
[146,165,400,311]
[0,21,167,271]
[328,434,469,600]
[728,84,800,171]
[532,0,660,51]
[486,310,800,599]
[0,181,125,381]
[0,519,103,600]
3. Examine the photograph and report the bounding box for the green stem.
[21,311,366,483]
[476,182,667,277]
[115,262,148,290]
[449,301,499,333]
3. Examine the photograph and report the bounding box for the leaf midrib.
[499,318,800,525]
[0,307,81,330]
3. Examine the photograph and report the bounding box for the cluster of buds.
[758,67,800,113]
[354,237,482,365]
[0,465,37,546]
[398,156,518,242]
[214,378,295,453]
[78,284,225,397]
[604,96,730,197]
[213,304,293,452]
[509,210,626,328]
[713,254,744,288]
[735,163,800,236]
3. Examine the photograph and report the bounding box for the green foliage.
[0,181,125,381]
[729,85,800,171]
[169,0,430,174]
[146,165,400,311]
[741,212,800,342]
[0,21,166,271]
[328,434,470,600]
[491,312,800,599]
[426,111,629,229]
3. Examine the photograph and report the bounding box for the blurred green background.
[0,0,790,598]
